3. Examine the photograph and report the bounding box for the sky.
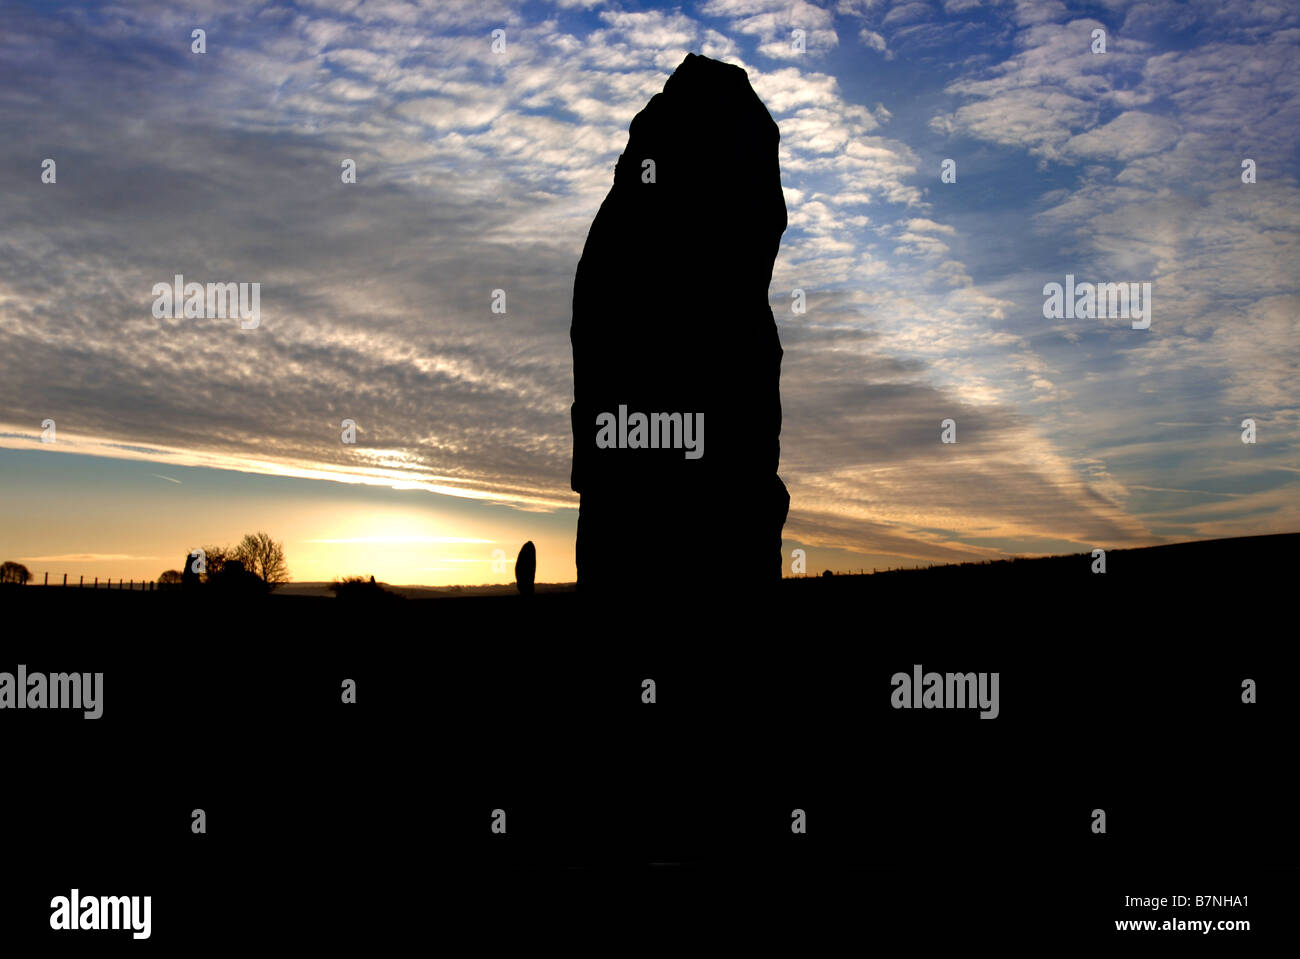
[1,0,1297,586]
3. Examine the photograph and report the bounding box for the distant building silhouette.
[181,552,199,590]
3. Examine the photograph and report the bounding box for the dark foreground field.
[3,532,1296,946]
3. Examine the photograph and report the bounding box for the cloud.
[17,554,159,563]
[883,3,933,27]
[1063,110,1181,161]
[858,28,892,58]
[700,0,838,58]
[304,535,496,544]
[0,0,1294,574]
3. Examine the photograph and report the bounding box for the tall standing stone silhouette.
[570,53,789,595]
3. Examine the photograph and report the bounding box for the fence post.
[44,572,48,586]
[63,573,67,586]
[80,575,84,588]
[94,576,98,588]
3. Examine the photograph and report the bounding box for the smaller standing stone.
[515,541,537,596]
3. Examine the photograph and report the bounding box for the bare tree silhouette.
[232,532,289,588]
[0,561,33,585]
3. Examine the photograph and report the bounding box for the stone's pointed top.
[672,52,743,75]
[671,51,741,76]
[659,53,773,129]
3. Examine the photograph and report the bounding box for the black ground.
[2,532,1295,948]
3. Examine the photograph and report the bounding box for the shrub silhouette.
[330,575,402,602]
[208,558,267,594]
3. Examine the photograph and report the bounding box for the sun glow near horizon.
[0,446,579,588]
[290,520,508,586]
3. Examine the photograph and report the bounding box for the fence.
[34,572,163,591]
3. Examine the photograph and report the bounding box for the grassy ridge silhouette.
[5,532,1293,607]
